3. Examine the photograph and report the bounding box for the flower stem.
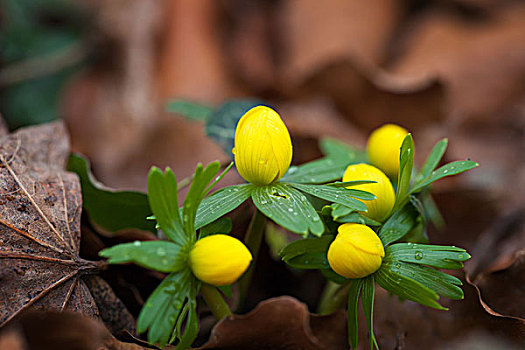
[317,280,352,315]
[238,209,267,307]
[200,283,232,320]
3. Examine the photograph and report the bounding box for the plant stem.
[200,283,232,320]
[317,280,352,315]
[238,209,267,307]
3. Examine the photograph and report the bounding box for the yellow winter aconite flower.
[233,106,293,185]
[189,234,252,286]
[367,124,409,178]
[343,164,395,222]
[327,223,385,279]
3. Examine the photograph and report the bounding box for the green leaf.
[418,138,448,181]
[137,270,192,346]
[265,224,290,260]
[175,299,199,350]
[147,167,186,244]
[410,160,479,194]
[199,217,232,238]
[252,183,325,236]
[67,154,155,233]
[280,235,333,269]
[348,279,363,349]
[205,98,264,156]
[331,203,354,219]
[166,99,213,121]
[421,193,445,230]
[282,157,349,184]
[336,212,382,227]
[393,134,414,212]
[361,276,378,350]
[289,183,374,212]
[194,184,253,229]
[385,243,471,269]
[378,203,419,246]
[326,180,376,188]
[375,263,444,310]
[99,241,186,273]
[321,268,349,284]
[182,162,221,241]
[382,260,463,300]
[319,137,368,164]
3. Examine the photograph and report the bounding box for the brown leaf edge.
[465,260,525,324]
[199,296,347,350]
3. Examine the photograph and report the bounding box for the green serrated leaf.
[147,167,186,244]
[375,263,444,310]
[252,183,325,236]
[410,160,479,194]
[194,184,253,229]
[289,183,373,212]
[361,276,378,350]
[205,99,264,156]
[418,138,448,181]
[99,241,186,273]
[386,243,470,269]
[182,162,221,241]
[280,235,333,268]
[166,99,214,121]
[348,279,363,349]
[393,134,414,212]
[319,137,368,164]
[67,153,155,233]
[282,157,349,184]
[382,260,463,300]
[199,217,232,238]
[378,203,419,246]
[336,212,382,227]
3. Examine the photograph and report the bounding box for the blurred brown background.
[1,0,524,349]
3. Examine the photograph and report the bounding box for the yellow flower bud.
[233,106,293,185]
[367,124,409,178]
[343,164,395,222]
[189,234,252,286]
[327,223,385,279]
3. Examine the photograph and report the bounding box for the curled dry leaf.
[0,121,133,333]
[464,209,525,323]
[200,296,347,350]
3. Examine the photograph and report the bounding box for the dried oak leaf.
[0,121,133,333]
[200,296,347,350]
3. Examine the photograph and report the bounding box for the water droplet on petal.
[415,251,424,260]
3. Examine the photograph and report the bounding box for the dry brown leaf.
[280,0,401,88]
[200,296,347,350]
[0,121,133,333]
[301,59,446,131]
[387,4,525,124]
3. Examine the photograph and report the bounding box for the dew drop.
[162,258,169,265]
[232,148,236,154]
[157,248,166,256]
[133,241,141,246]
[458,254,464,259]
[443,170,448,174]
[288,208,293,212]
[261,200,267,204]
[312,217,320,222]
[415,251,424,260]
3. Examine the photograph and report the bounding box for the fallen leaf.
[0,121,133,333]
[387,4,525,124]
[200,296,347,350]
